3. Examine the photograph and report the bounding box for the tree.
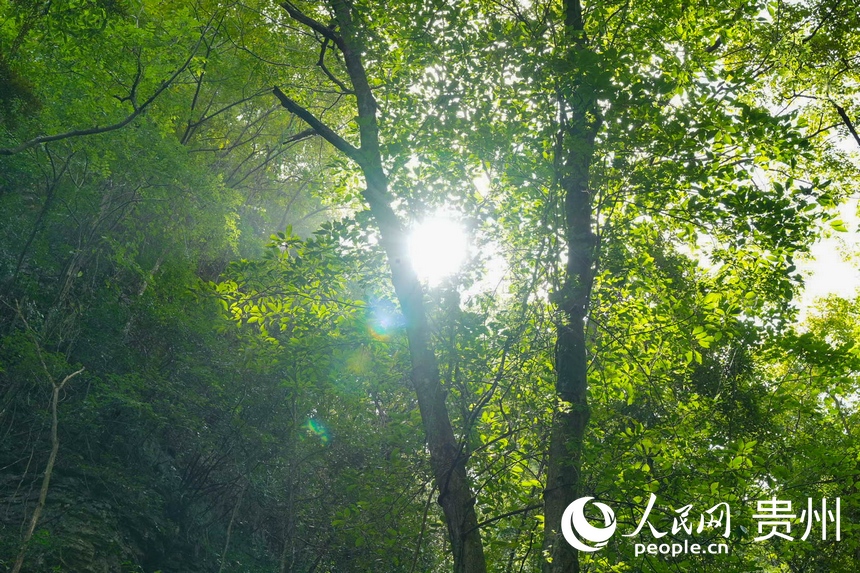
[432,0,837,569]
[7,305,83,573]
[257,0,844,571]
[271,2,488,571]
[1,0,857,571]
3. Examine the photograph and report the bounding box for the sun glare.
[408,214,468,285]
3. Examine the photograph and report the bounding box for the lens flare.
[304,418,330,445]
[367,300,404,341]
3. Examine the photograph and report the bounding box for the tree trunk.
[218,482,245,573]
[543,0,600,571]
[274,2,488,572]
[362,164,487,573]
[12,367,84,573]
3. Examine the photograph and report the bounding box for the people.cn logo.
[561,497,617,552]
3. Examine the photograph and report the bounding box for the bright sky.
[797,197,860,320]
[796,137,860,321]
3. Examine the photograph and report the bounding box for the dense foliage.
[1,0,859,572]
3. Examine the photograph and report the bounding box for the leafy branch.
[0,14,218,156]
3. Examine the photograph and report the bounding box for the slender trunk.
[542,0,600,571]
[54,185,113,310]
[14,185,56,281]
[12,367,84,573]
[363,166,487,573]
[542,161,594,572]
[280,383,299,573]
[218,483,246,573]
[12,151,72,282]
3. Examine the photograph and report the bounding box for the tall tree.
[272,2,488,572]
[542,1,600,569]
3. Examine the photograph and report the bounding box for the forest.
[1,0,859,571]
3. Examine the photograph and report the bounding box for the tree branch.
[279,1,343,49]
[704,36,723,53]
[0,17,215,156]
[832,101,860,150]
[184,89,271,142]
[329,0,380,155]
[11,303,85,573]
[272,86,361,163]
[467,504,542,535]
[282,127,316,146]
[318,38,353,94]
